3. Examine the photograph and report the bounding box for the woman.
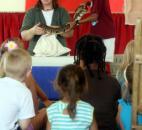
[21,0,73,55]
[77,0,115,62]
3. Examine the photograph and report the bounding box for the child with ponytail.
[46,64,98,130]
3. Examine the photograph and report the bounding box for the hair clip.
[4,41,18,52]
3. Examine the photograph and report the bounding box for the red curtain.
[0,13,134,55]
[0,13,29,48]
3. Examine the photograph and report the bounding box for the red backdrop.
[0,0,132,55]
[26,0,124,13]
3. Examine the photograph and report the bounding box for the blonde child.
[0,49,35,130]
[117,52,142,130]
[116,40,134,89]
[0,38,52,130]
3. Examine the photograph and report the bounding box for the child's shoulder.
[47,100,61,111]
[0,77,31,97]
[77,100,94,110]
[47,100,94,112]
[1,77,26,88]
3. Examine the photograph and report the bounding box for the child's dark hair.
[56,64,86,119]
[122,63,133,103]
[74,34,106,78]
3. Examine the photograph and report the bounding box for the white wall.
[0,0,26,12]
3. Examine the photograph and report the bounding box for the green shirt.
[21,7,70,55]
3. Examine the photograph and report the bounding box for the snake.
[73,1,91,22]
[39,1,91,35]
[38,23,71,35]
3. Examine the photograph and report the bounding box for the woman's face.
[41,0,52,6]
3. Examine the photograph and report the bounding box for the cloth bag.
[33,35,70,56]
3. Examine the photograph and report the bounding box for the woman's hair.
[0,48,31,81]
[0,37,24,57]
[122,63,133,103]
[120,40,134,73]
[74,34,106,78]
[56,64,86,119]
[35,0,59,9]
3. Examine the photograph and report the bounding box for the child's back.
[0,49,35,130]
[74,34,121,130]
[0,77,34,130]
[46,64,98,130]
[47,100,94,130]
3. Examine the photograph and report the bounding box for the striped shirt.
[47,100,94,130]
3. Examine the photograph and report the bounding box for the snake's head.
[85,1,92,9]
[38,23,46,28]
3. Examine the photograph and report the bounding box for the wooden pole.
[132,18,142,129]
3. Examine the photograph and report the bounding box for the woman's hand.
[21,23,46,41]
[31,23,46,35]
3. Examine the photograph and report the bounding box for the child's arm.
[29,73,48,101]
[46,116,51,130]
[90,111,98,130]
[26,73,52,107]
[116,105,124,130]
[19,118,31,130]
[35,83,53,107]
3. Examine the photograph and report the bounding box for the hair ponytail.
[67,78,77,119]
[57,65,85,119]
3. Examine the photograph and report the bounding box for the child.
[46,64,98,130]
[118,63,142,130]
[116,40,134,89]
[0,37,52,130]
[0,49,35,130]
[74,34,121,130]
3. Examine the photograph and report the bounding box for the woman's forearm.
[79,13,98,24]
[62,29,74,38]
[21,28,35,41]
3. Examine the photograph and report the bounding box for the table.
[32,56,74,100]
[31,55,114,100]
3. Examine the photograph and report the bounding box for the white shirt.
[42,9,54,26]
[0,77,35,130]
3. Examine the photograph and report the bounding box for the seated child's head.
[74,34,106,78]
[0,37,24,57]
[56,64,86,119]
[123,40,134,66]
[122,63,133,103]
[0,48,31,82]
[74,34,106,66]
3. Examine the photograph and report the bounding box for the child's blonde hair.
[1,48,31,81]
[122,63,133,103]
[120,40,134,72]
